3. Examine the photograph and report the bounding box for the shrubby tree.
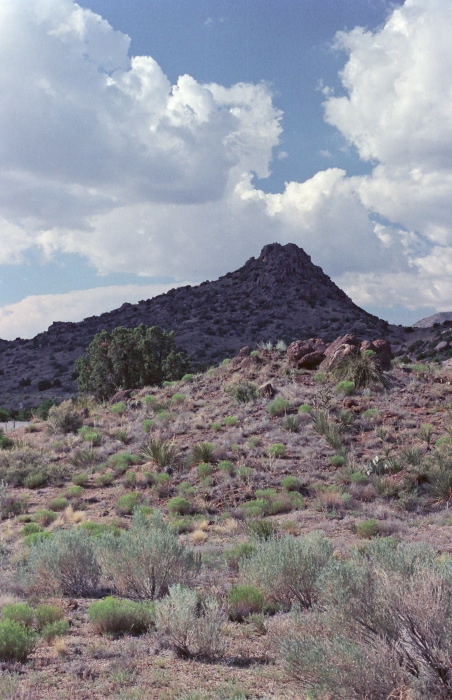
[76,325,190,400]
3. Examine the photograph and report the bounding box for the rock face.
[0,242,394,410]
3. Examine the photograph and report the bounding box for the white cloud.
[1,0,452,339]
[0,283,187,340]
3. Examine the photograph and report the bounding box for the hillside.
[1,242,452,413]
[1,347,452,698]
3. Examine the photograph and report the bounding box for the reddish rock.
[298,351,325,369]
[287,338,326,365]
[258,381,275,397]
[320,334,359,370]
[370,339,393,370]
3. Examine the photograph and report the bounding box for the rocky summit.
[0,242,446,411]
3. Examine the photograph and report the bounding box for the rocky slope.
[0,242,447,411]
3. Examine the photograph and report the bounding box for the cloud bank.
[0,0,451,338]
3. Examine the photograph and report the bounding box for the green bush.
[225,382,258,403]
[335,380,355,395]
[33,509,57,527]
[182,374,194,382]
[110,401,127,416]
[20,522,42,537]
[115,492,141,516]
[40,619,70,641]
[197,462,213,478]
[35,604,64,630]
[246,518,277,540]
[95,471,115,487]
[298,404,312,414]
[123,470,137,489]
[171,393,186,404]
[88,597,154,636]
[332,353,387,389]
[142,438,178,469]
[224,416,239,427]
[65,484,84,499]
[281,476,302,492]
[72,472,90,486]
[21,528,100,596]
[267,443,286,458]
[48,497,68,512]
[225,542,255,571]
[330,454,346,467]
[218,460,234,476]
[155,584,226,658]
[282,415,300,433]
[76,325,190,401]
[78,426,101,446]
[1,603,34,628]
[142,419,155,434]
[228,585,265,621]
[23,532,53,548]
[240,533,333,608]
[267,398,290,416]
[96,512,201,600]
[355,518,380,539]
[47,401,83,434]
[23,471,48,489]
[0,619,37,662]
[190,442,215,465]
[167,497,191,515]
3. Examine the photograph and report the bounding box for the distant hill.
[413,312,452,328]
[0,242,404,411]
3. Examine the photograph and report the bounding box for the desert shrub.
[33,509,57,527]
[281,476,301,492]
[330,454,346,467]
[282,415,300,433]
[47,401,83,434]
[142,419,155,434]
[35,604,64,630]
[267,398,290,416]
[154,472,171,497]
[0,619,37,662]
[142,437,178,469]
[123,470,137,489]
[1,603,34,628]
[78,426,101,446]
[218,460,234,476]
[20,523,42,537]
[20,528,100,596]
[182,373,194,382]
[311,410,344,450]
[197,462,213,478]
[228,585,265,621]
[72,472,90,486]
[223,415,239,427]
[298,403,312,413]
[335,380,355,395]
[171,393,186,405]
[0,480,27,519]
[110,401,127,416]
[88,597,155,636]
[241,499,268,518]
[355,518,380,539]
[190,442,215,465]
[65,484,84,499]
[225,382,258,403]
[95,471,115,487]
[0,448,49,487]
[40,619,70,642]
[0,433,13,449]
[48,497,68,512]
[155,585,226,658]
[115,492,141,515]
[225,542,255,571]
[70,447,98,468]
[267,443,286,458]
[96,511,201,599]
[240,533,333,608]
[246,518,277,540]
[23,532,53,548]
[167,497,191,515]
[275,540,452,699]
[108,451,141,474]
[331,353,387,389]
[23,471,48,489]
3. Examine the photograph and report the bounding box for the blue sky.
[0,0,450,339]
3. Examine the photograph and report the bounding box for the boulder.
[258,381,275,398]
[320,334,360,371]
[369,339,393,370]
[298,351,325,369]
[287,338,326,366]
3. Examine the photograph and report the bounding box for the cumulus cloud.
[1,0,452,339]
[0,283,187,340]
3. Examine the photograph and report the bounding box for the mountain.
[413,312,452,328]
[0,242,400,411]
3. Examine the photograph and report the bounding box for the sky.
[0,0,451,340]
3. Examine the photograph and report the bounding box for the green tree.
[76,325,190,401]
